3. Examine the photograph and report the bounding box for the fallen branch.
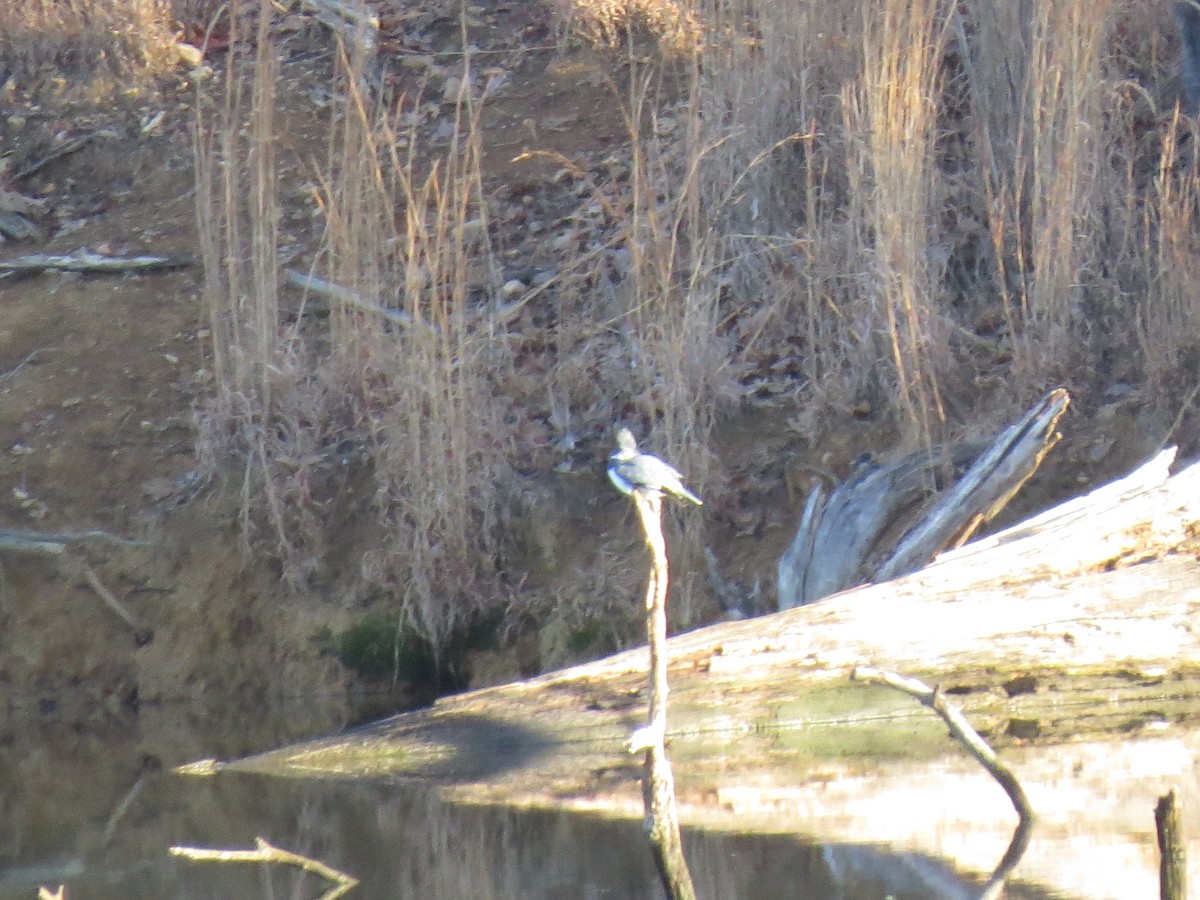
[80,563,150,642]
[851,666,1034,900]
[0,348,52,382]
[14,131,100,180]
[875,388,1069,581]
[170,837,358,900]
[284,269,416,327]
[0,528,154,556]
[0,251,192,275]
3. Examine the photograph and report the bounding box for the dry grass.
[848,0,953,450]
[557,0,704,52]
[695,0,1198,442]
[194,0,1200,652]
[196,8,516,646]
[0,0,185,85]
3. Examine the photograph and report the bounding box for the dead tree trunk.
[779,388,1069,609]
[630,492,697,900]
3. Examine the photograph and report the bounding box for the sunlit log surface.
[224,452,1200,898]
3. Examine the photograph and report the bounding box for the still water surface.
[1,699,1195,900]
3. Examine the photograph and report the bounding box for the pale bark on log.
[779,389,1069,610]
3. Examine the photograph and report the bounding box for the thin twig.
[80,563,146,637]
[0,348,51,381]
[170,837,358,900]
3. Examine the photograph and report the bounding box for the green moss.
[325,613,444,685]
[320,610,504,690]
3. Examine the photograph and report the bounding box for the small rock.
[500,279,526,299]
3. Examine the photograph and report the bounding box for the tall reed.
[196,6,513,646]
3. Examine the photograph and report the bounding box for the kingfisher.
[607,427,702,505]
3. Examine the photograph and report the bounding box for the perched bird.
[607,427,702,505]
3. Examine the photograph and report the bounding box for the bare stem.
[631,491,697,900]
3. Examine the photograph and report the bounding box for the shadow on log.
[779,389,1069,610]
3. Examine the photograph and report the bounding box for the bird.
[607,427,702,505]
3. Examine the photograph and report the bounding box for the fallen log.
[226,450,1200,784]
[0,251,192,275]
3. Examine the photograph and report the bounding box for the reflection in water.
[4,739,1056,900]
[2,701,1197,900]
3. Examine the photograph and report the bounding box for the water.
[5,694,1197,900]
[0,752,1041,900]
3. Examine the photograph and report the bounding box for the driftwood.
[227,450,1200,778]
[170,838,358,900]
[0,252,191,275]
[778,389,1068,609]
